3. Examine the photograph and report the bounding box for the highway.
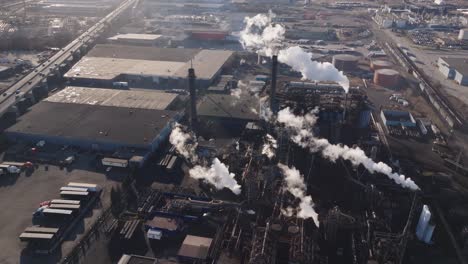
[0,0,136,116]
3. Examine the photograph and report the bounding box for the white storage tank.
[458,29,468,40]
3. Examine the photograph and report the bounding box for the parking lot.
[0,154,121,264]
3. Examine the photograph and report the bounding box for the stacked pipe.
[188,68,197,130]
[270,55,278,114]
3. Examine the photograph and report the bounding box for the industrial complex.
[1,0,468,264]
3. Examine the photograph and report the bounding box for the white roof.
[64,49,233,81]
[45,87,178,110]
[64,57,186,80]
[108,33,162,41]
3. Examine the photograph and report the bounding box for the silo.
[458,29,468,40]
[332,54,358,72]
[370,60,393,71]
[374,69,400,88]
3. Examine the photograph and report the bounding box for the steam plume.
[240,12,350,92]
[169,125,242,195]
[189,158,242,195]
[262,134,278,159]
[278,164,319,226]
[278,47,349,91]
[169,123,198,162]
[239,12,285,56]
[277,108,419,190]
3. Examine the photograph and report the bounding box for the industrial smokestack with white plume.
[169,123,198,162]
[169,125,242,195]
[189,158,242,195]
[276,108,419,191]
[240,12,350,92]
[278,164,319,227]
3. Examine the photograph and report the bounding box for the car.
[3,92,7,96]
[15,89,20,94]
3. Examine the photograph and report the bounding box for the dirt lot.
[0,154,122,264]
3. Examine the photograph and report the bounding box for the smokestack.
[188,67,197,130]
[270,55,278,114]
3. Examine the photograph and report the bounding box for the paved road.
[0,0,136,116]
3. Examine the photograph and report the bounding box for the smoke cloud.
[278,164,319,226]
[239,12,285,56]
[262,134,278,159]
[169,124,242,195]
[169,123,198,162]
[277,108,419,190]
[240,12,350,92]
[278,47,349,91]
[189,158,242,195]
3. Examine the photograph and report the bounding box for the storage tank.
[458,29,468,40]
[374,69,400,88]
[370,60,393,71]
[332,54,358,72]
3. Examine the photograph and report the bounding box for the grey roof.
[45,87,178,110]
[108,33,162,41]
[441,57,468,76]
[87,44,199,62]
[178,235,212,260]
[197,94,259,121]
[6,101,178,147]
[65,45,233,81]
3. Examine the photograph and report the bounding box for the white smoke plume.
[276,108,419,190]
[240,12,350,92]
[189,158,242,195]
[169,123,198,162]
[278,47,349,91]
[278,164,319,226]
[262,134,278,159]
[169,125,242,195]
[239,11,285,56]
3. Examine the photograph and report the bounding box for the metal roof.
[65,45,233,81]
[45,87,178,110]
[440,57,468,76]
[197,94,260,121]
[108,33,162,41]
[5,101,179,147]
[178,235,212,260]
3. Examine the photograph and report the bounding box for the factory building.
[285,27,335,41]
[380,110,416,128]
[0,65,13,79]
[107,33,166,46]
[437,57,468,86]
[4,88,183,164]
[64,44,234,90]
[44,86,182,110]
[196,94,260,136]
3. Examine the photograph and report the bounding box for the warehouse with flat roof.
[45,86,181,110]
[64,44,234,90]
[437,57,468,86]
[108,33,164,46]
[5,91,182,162]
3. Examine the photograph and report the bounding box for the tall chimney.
[188,67,197,130]
[270,55,278,114]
